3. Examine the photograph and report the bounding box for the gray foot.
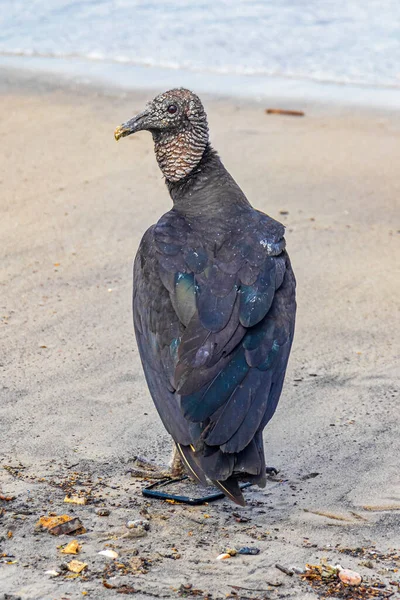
[127,445,185,480]
[126,455,173,479]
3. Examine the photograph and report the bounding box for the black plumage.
[115,88,296,506]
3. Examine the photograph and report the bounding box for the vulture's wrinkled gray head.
[114,88,209,182]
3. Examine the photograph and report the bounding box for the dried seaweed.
[300,563,395,599]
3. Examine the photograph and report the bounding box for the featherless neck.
[153,119,208,183]
[167,145,251,219]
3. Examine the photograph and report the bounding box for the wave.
[2,49,400,91]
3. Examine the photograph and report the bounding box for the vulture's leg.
[128,442,185,480]
[169,444,186,477]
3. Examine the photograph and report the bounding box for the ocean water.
[1,0,400,98]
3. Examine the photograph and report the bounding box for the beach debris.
[276,564,294,576]
[231,583,282,592]
[0,553,15,560]
[166,550,182,560]
[129,556,151,574]
[279,210,289,215]
[237,546,260,555]
[362,504,400,512]
[99,549,119,559]
[299,562,394,598]
[103,580,115,589]
[265,108,305,117]
[103,582,137,593]
[359,560,374,569]
[178,583,211,597]
[126,518,150,531]
[232,511,251,523]
[349,511,369,522]
[123,528,148,539]
[67,559,87,574]
[300,472,320,481]
[60,540,81,555]
[0,554,18,565]
[38,515,69,529]
[50,517,86,536]
[179,583,194,593]
[216,553,232,560]
[339,545,400,564]
[0,494,15,501]
[338,568,362,585]
[95,508,110,516]
[303,508,353,522]
[45,569,60,577]
[37,514,86,536]
[64,494,87,505]
[290,566,305,574]
[101,555,151,577]
[123,519,149,538]
[305,562,341,579]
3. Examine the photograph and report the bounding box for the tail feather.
[212,477,246,506]
[176,443,208,486]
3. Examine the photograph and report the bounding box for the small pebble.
[99,549,118,559]
[122,523,148,539]
[95,508,110,517]
[361,560,374,569]
[290,566,305,574]
[126,519,150,530]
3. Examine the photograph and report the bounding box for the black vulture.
[114,88,296,506]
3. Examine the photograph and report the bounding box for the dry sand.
[0,69,399,600]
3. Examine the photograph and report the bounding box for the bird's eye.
[167,104,178,115]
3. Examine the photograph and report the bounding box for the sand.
[0,69,399,600]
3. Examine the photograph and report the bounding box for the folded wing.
[133,209,296,504]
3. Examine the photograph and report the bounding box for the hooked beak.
[114,109,150,141]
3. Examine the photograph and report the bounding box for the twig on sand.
[231,582,282,592]
[303,508,353,521]
[362,504,400,512]
[265,108,305,117]
[275,564,294,576]
[349,511,369,521]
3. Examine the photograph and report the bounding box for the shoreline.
[1,54,400,114]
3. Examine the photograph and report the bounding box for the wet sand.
[0,69,399,599]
